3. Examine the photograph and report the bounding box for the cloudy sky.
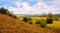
[0,0,60,14]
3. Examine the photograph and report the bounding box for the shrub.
[35,20,41,24]
[40,24,47,28]
[23,17,28,23]
[46,18,53,24]
[28,17,31,21]
[35,20,47,28]
[23,17,31,23]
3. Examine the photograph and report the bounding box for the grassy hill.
[0,14,55,33]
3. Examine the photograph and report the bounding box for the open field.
[19,16,60,28]
[18,16,60,33]
[47,21,60,28]
[31,17,60,28]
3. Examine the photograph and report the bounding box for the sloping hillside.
[0,14,54,33]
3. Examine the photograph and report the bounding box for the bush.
[29,22,33,24]
[23,17,28,23]
[40,24,47,28]
[35,20,47,28]
[46,18,53,24]
[35,20,41,24]
[23,17,31,23]
[28,17,31,21]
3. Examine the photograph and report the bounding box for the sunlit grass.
[47,21,60,28]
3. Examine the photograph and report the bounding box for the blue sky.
[0,0,60,14]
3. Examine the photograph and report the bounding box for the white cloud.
[31,2,56,14]
[21,2,31,11]
[50,0,60,14]
[7,2,31,14]
[14,1,21,7]
[3,0,60,14]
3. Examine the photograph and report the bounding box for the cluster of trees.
[46,13,53,24]
[22,13,57,28]
[0,7,10,15]
[46,12,59,24]
[0,7,17,19]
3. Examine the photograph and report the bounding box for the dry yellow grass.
[47,21,60,28]
[29,17,60,33]
[0,14,55,33]
[47,22,60,33]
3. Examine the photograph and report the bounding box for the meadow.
[31,16,60,28]
[18,16,60,33]
[15,13,60,33]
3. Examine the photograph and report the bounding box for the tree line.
[0,7,17,19]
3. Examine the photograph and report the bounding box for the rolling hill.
[0,14,55,33]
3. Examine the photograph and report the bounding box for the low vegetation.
[40,23,47,28]
[35,20,42,24]
[46,18,53,24]
[23,17,31,23]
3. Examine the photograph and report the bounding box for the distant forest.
[40,14,60,18]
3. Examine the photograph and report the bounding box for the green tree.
[48,12,53,18]
[0,7,17,19]
[46,18,53,24]
[23,17,28,23]
[0,7,10,15]
[40,24,47,28]
[46,12,53,24]
[23,17,31,23]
